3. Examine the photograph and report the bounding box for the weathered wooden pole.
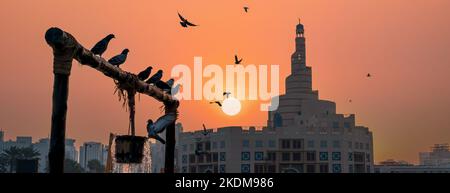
[45,27,179,173]
[164,102,178,173]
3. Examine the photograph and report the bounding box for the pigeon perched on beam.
[234,55,243,64]
[146,113,177,144]
[178,12,197,28]
[108,49,129,67]
[137,66,153,81]
[91,34,115,56]
[146,70,163,84]
[171,84,181,96]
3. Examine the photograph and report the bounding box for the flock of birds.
[89,5,372,143]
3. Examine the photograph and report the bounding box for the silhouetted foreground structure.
[45,27,179,173]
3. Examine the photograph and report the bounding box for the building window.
[205,141,211,151]
[268,140,276,148]
[241,152,251,161]
[190,144,194,151]
[333,122,339,129]
[255,164,265,173]
[281,139,291,149]
[212,152,218,162]
[242,140,250,148]
[344,122,351,128]
[255,140,263,148]
[333,140,341,148]
[182,166,187,173]
[197,155,204,163]
[255,152,264,161]
[306,151,316,161]
[292,152,301,161]
[206,154,212,163]
[274,113,283,128]
[306,165,316,173]
[220,152,226,161]
[267,152,276,161]
[282,152,291,161]
[182,144,187,151]
[220,141,226,149]
[366,153,371,162]
[319,164,329,173]
[196,142,203,151]
[293,139,302,149]
[332,152,341,161]
[319,152,328,161]
[190,166,197,173]
[349,164,354,173]
[320,140,328,148]
[365,143,370,150]
[348,152,353,161]
[332,164,342,173]
[189,154,196,163]
[366,165,371,173]
[354,152,365,162]
[219,165,226,173]
[212,142,217,149]
[267,165,276,173]
[307,140,315,148]
[241,164,251,173]
[182,155,187,164]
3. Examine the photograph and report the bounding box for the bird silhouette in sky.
[178,12,197,28]
[202,124,210,136]
[146,113,177,144]
[223,92,231,98]
[210,101,222,107]
[234,55,243,64]
[137,66,153,81]
[146,70,163,84]
[91,34,115,56]
[108,49,129,67]
[349,99,353,103]
[244,6,249,13]
[367,73,372,78]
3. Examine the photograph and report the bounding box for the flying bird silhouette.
[202,124,210,136]
[223,92,231,98]
[244,6,249,13]
[146,113,177,144]
[234,55,243,64]
[146,70,163,84]
[367,73,372,78]
[137,66,153,81]
[178,12,197,28]
[210,101,222,107]
[91,34,115,56]
[108,49,129,67]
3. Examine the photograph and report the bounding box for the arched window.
[274,112,283,128]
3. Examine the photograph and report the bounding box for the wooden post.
[127,90,136,136]
[45,27,179,173]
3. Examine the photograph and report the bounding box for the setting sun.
[221,97,241,116]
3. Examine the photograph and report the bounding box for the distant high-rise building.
[420,144,450,166]
[79,142,106,170]
[0,130,4,143]
[33,138,50,172]
[65,138,78,162]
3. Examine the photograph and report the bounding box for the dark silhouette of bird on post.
[91,34,115,56]
[244,6,249,13]
[108,49,129,67]
[146,69,163,84]
[146,113,177,144]
[202,124,210,136]
[234,55,243,64]
[137,66,153,81]
[210,101,222,107]
[178,12,197,28]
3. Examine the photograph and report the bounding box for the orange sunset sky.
[1,0,450,164]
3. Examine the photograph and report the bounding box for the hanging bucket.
[114,135,147,164]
